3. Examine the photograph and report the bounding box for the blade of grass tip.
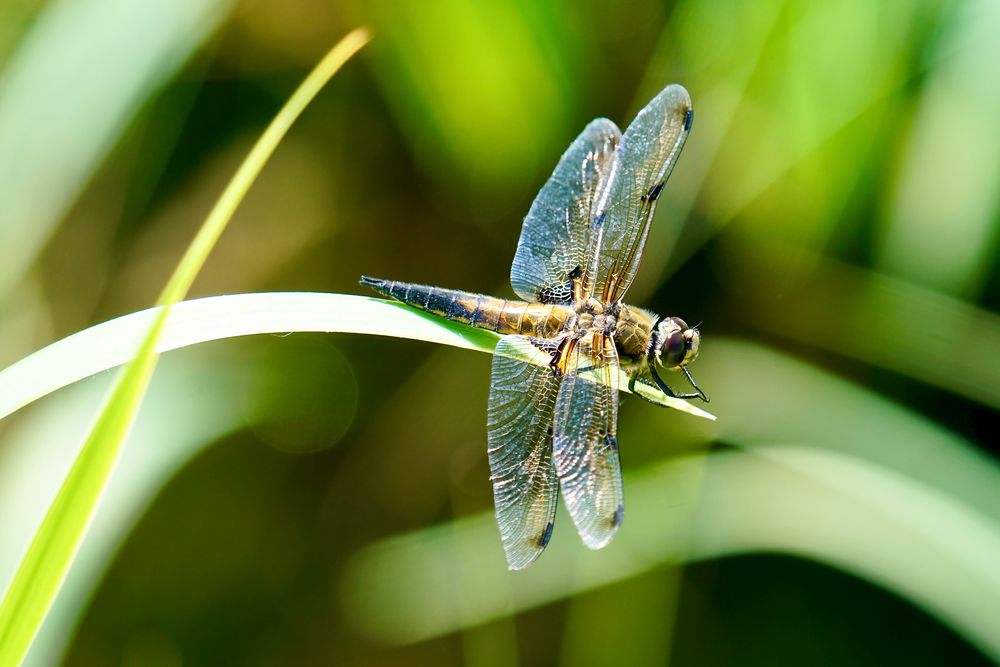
[159,27,371,305]
[0,27,371,665]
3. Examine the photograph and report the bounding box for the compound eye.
[662,331,687,367]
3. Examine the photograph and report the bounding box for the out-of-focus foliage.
[0,0,998,665]
[0,31,368,666]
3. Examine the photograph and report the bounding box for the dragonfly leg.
[649,363,708,402]
[683,367,710,403]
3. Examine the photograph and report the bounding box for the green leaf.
[338,339,1000,661]
[0,293,716,424]
[0,28,371,665]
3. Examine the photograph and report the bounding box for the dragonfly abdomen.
[361,277,572,338]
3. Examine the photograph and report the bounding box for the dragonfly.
[362,83,708,569]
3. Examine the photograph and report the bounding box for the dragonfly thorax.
[573,298,620,337]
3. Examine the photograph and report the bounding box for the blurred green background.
[2,0,999,665]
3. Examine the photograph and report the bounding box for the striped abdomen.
[361,276,573,339]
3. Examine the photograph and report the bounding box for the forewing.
[511,119,621,303]
[487,336,562,569]
[586,84,693,303]
[553,334,624,549]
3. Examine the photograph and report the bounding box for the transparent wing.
[553,333,624,549]
[511,119,621,303]
[586,84,693,303]
[487,336,562,569]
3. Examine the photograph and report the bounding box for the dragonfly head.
[652,316,701,369]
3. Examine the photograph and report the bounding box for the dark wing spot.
[611,504,624,528]
[684,108,694,132]
[604,434,619,450]
[538,266,581,304]
[530,337,560,354]
[538,282,573,304]
[646,182,664,203]
[537,521,554,548]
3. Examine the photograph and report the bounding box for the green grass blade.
[153,28,367,307]
[339,339,1000,658]
[0,293,715,424]
[0,28,371,665]
[341,445,1000,661]
[0,322,163,666]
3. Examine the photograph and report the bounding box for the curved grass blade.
[0,293,715,424]
[341,444,1000,662]
[0,28,371,665]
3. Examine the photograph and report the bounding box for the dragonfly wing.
[511,119,621,303]
[488,336,562,569]
[553,333,624,549]
[586,84,693,303]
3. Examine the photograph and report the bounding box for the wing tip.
[577,503,624,550]
[662,82,692,106]
[581,530,618,551]
[506,558,533,571]
[650,83,693,129]
[584,116,622,135]
[502,521,556,570]
[504,547,542,571]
